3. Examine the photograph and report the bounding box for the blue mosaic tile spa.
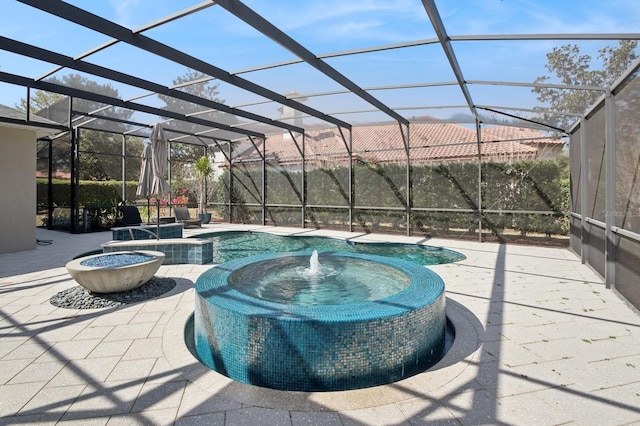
[193,251,447,391]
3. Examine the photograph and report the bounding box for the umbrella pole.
[156,199,160,240]
[147,197,150,223]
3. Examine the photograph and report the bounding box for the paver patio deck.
[1,225,639,425]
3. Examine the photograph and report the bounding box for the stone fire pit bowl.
[65,250,165,293]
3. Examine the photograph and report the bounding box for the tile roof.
[481,126,565,147]
[232,122,562,166]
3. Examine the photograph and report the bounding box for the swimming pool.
[193,231,465,265]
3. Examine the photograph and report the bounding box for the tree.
[20,73,133,124]
[16,90,63,113]
[532,40,638,129]
[158,69,225,115]
[158,69,237,199]
[157,69,237,137]
[194,155,213,214]
[20,73,140,182]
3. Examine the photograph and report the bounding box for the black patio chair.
[119,205,144,226]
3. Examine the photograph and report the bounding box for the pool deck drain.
[1,224,639,425]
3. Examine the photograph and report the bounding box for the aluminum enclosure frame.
[1,1,639,278]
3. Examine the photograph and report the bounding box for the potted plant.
[194,155,213,224]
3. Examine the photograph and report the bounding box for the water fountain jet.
[308,249,320,275]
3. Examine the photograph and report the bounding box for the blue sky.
[1,0,638,124]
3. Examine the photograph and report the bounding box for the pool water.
[228,254,411,305]
[194,231,466,265]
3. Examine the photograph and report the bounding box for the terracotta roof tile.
[234,123,554,166]
[481,126,564,146]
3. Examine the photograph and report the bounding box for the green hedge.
[37,178,138,208]
[37,179,138,231]
[217,158,569,238]
[37,179,200,231]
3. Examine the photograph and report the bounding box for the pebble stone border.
[50,276,176,309]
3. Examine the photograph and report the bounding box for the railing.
[127,227,158,240]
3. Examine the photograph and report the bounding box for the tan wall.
[0,127,36,253]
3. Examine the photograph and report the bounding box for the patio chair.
[119,205,144,226]
[174,206,202,228]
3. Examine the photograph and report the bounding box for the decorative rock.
[50,276,176,309]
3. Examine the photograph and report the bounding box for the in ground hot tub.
[65,250,164,293]
[193,251,446,391]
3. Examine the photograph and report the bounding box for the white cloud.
[330,20,384,37]
[273,0,420,27]
[109,0,142,28]
[248,0,428,43]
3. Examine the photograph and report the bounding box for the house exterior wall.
[0,126,36,254]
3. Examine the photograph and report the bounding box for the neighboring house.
[229,120,566,170]
[480,126,566,161]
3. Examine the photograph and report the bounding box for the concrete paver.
[1,225,639,425]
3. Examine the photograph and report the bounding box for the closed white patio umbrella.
[150,123,170,239]
[135,141,153,223]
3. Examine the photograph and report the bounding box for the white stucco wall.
[0,127,36,254]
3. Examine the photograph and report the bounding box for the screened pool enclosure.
[1,1,640,307]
